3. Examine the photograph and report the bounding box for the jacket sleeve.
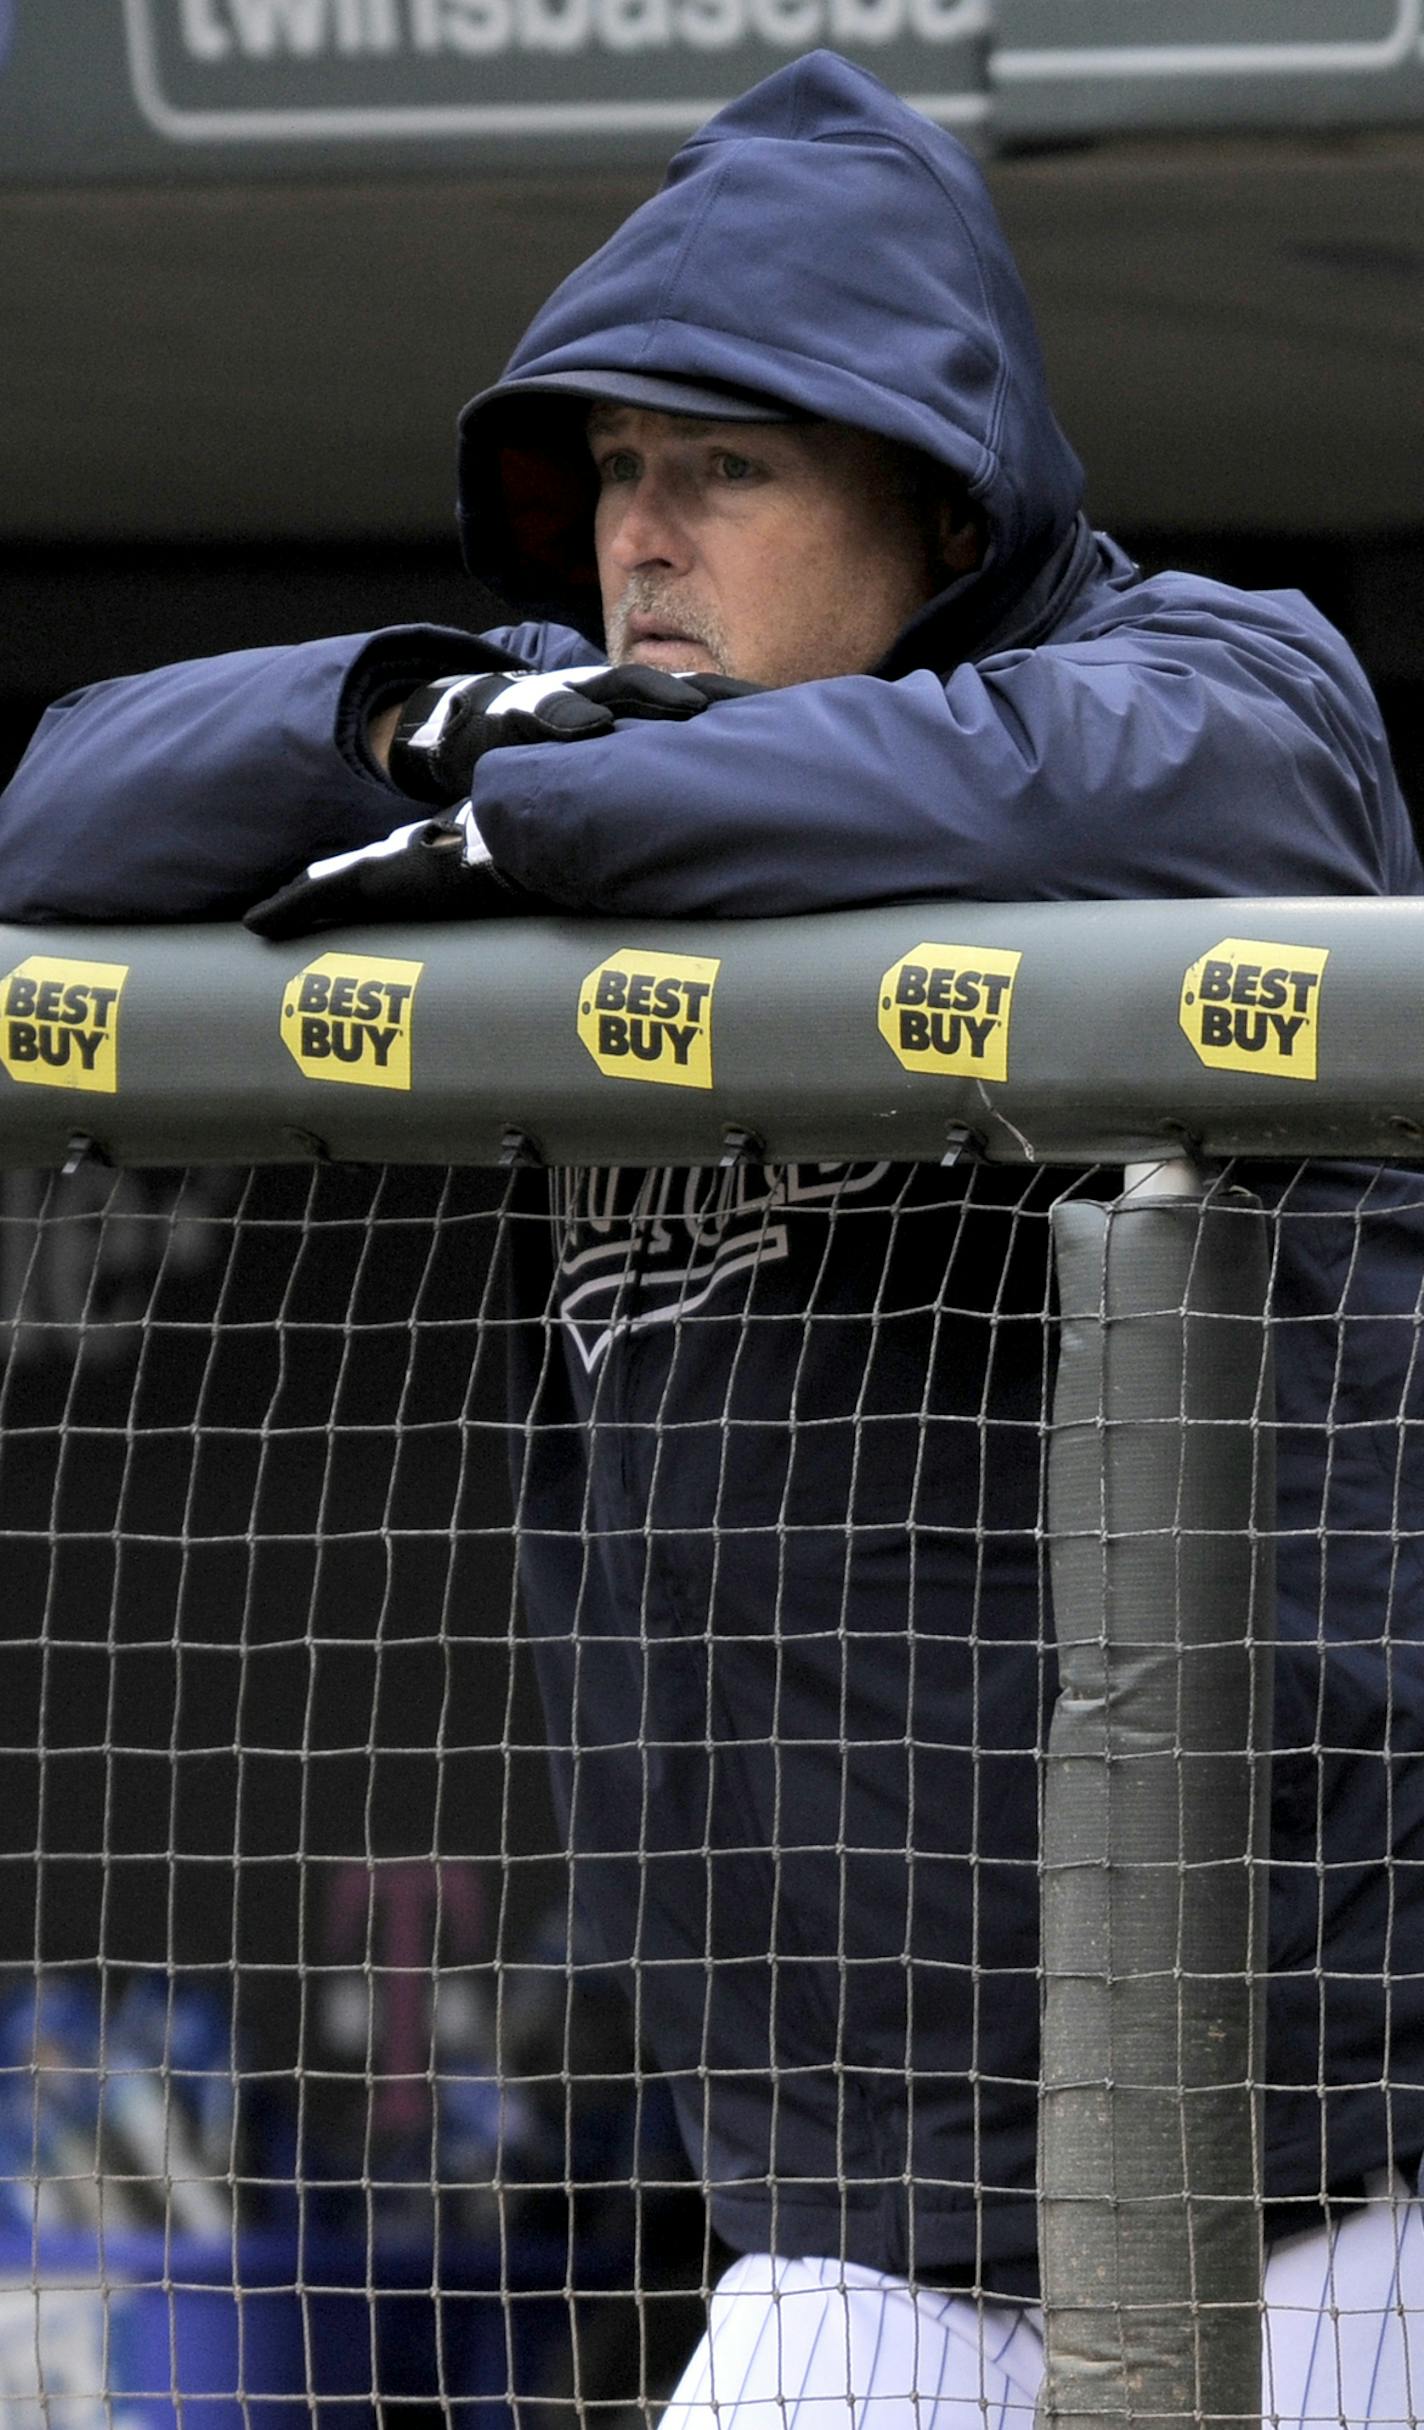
[0,625,530,922]
[1,586,1414,926]
[471,591,1420,913]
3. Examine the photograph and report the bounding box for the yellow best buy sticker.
[878,943,1022,1082]
[282,952,423,1090]
[0,956,129,1093]
[1179,938,1328,1080]
[577,950,719,1090]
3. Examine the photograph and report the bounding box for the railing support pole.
[1037,1180,1274,2430]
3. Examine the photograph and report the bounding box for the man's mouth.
[617,612,724,673]
[627,616,697,648]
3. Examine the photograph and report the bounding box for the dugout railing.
[1,895,1422,2430]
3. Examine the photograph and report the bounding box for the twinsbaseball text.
[172,0,979,62]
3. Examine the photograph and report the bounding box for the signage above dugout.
[1,0,1421,177]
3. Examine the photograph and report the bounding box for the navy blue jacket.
[4,52,1424,2295]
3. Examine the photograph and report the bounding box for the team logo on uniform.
[282,952,422,1090]
[0,956,129,1094]
[552,1159,895,1372]
[577,950,719,1091]
[1179,937,1328,1080]
[877,943,1021,1082]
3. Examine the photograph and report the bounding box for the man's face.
[590,407,975,687]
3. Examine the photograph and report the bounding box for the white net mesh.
[1,1151,1422,2430]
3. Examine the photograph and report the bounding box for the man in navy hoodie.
[5,49,1424,2430]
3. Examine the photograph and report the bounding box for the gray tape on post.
[1037,1188,1274,2430]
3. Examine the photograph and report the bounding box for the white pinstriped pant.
[662,2185,1424,2430]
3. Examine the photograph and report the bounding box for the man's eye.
[714,453,757,482]
[598,451,639,485]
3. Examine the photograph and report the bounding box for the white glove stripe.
[301,819,430,883]
[406,675,486,753]
[483,666,610,720]
[452,803,494,868]
[297,802,495,888]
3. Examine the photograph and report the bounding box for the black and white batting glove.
[388,663,761,805]
[244,803,528,939]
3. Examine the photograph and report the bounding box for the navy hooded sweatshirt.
[4,53,1424,2296]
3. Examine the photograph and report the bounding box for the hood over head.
[457,50,1084,663]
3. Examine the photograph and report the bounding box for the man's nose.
[603,474,691,573]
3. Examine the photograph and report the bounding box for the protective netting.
[1,1151,1423,2430]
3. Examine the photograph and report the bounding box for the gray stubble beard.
[604,573,732,674]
